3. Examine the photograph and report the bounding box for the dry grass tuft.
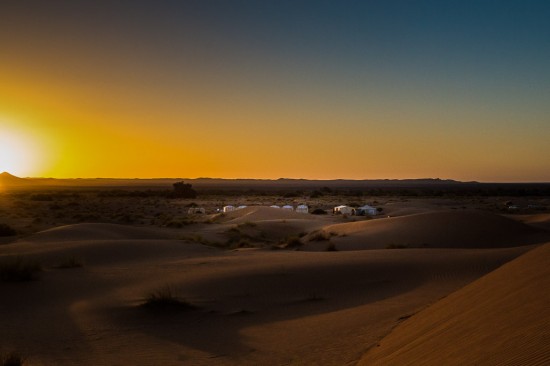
[142,285,196,311]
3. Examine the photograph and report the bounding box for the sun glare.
[0,126,40,177]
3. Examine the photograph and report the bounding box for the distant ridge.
[3,175,476,189]
[0,171,32,186]
[2,173,549,194]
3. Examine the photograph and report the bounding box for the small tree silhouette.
[172,181,197,198]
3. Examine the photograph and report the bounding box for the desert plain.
[1,182,549,365]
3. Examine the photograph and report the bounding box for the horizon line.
[4,172,550,184]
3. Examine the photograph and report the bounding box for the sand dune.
[0,219,534,365]
[358,242,550,366]
[307,210,548,250]
[0,205,547,365]
[0,224,216,267]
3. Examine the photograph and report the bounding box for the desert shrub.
[171,181,197,199]
[1,351,25,366]
[325,242,337,251]
[0,224,16,237]
[282,236,303,249]
[237,221,257,228]
[309,190,323,198]
[308,230,332,241]
[54,256,84,269]
[142,285,195,310]
[310,208,327,215]
[225,227,257,248]
[0,257,42,282]
[309,230,337,241]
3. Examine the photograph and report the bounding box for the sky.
[0,0,549,181]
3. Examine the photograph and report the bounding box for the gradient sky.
[1,0,549,181]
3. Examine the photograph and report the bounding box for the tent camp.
[333,205,354,215]
[270,205,280,209]
[223,205,235,213]
[296,204,309,213]
[236,205,247,210]
[282,205,294,211]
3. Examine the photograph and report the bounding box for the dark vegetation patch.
[325,242,337,251]
[308,230,335,241]
[0,223,16,237]
[0,351,25,366]
[0,257,42,282]
[281,236,303,249]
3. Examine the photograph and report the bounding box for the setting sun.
[0,125,41,177]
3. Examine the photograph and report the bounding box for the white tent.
[223,205,235,213]
[296,204,309,213]
[333,205,354,215]
[188,207,206,214]
[270,205,280,209]
[236,205,247,210]
[282,205,294,211]
[357,205,378,216]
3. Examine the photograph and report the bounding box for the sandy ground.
[0,204,549,365]
[358,242,550,366]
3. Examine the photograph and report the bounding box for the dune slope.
[313,210,548,250]
[358,243,550,366]
[27,223,169,242]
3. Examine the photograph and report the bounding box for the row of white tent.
[222,204,309,213]
[189,204,378,216]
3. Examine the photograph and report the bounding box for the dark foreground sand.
[0,207,549,365]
